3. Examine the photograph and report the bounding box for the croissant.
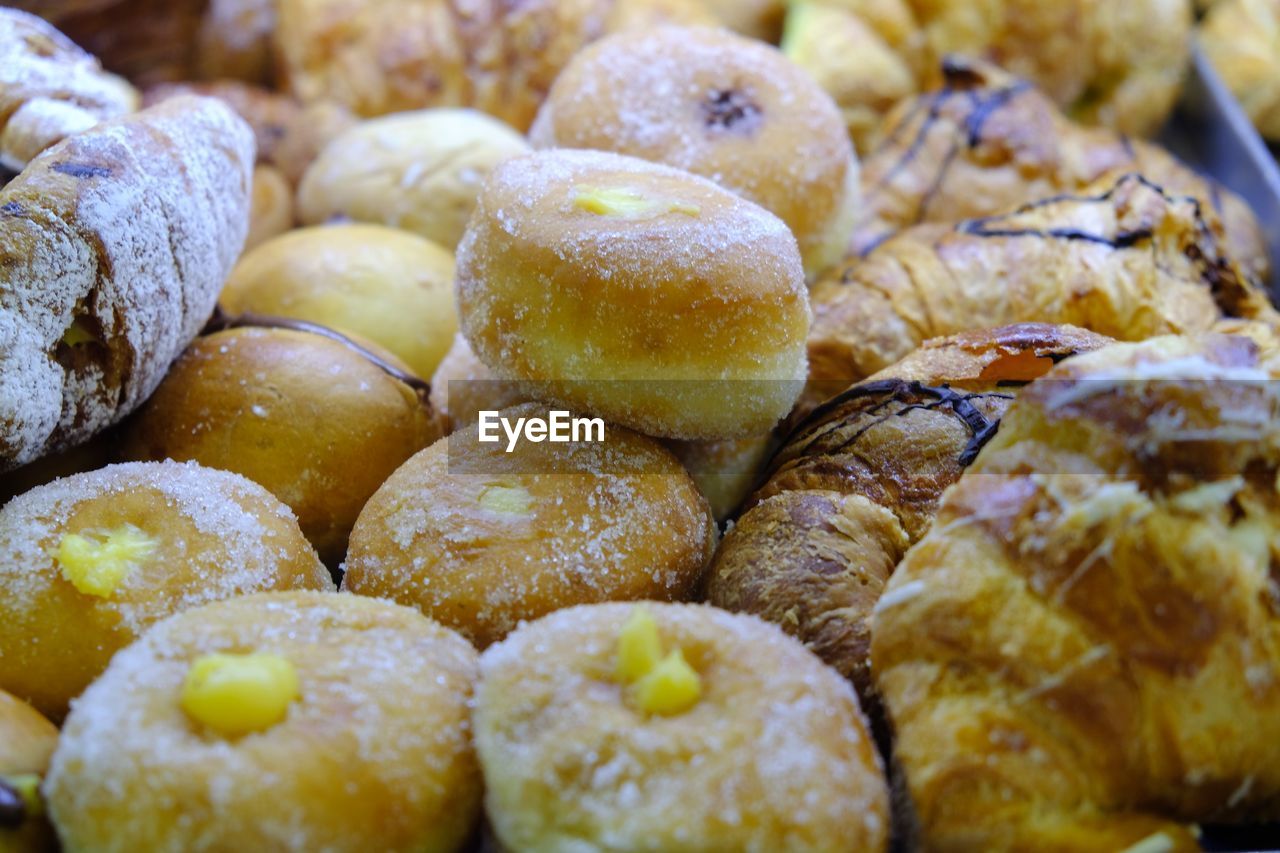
[809,172,1277,395]
[705,323,1111,694]
[0,95,254,470]
[871,332,1280,849]
[851,59,1270,286]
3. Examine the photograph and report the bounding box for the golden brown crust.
[852,59,1270,284]
[47,591,482,852]
[246,163,294,251]
[0,95,254,471]
[707,324,1111,691]
[274,0,712,130]
[343,402,717,648]
[1200,0,1280,141]
[0,690,59,852]
[0,461,332,720]
[195,0,278,85]
[809,173,1271,392]
[476,602,890,852]
[872,334,1280,849]
[118,328,441,565]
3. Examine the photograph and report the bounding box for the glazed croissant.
[851,59,1270,286]
[809,172,1277,393]
[872,332,1280,849]
[706,323,1111,694]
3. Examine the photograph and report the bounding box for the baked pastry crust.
[0,94,254,471]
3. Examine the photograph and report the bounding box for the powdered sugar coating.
[529,25,859,275]
[456,148,810,440]
[0,460,330,719]
[0,7,138,168]
[476,601,889,852]
[47,590,481,853]
[0,95,254,469]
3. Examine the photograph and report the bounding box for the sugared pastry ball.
[219,224,457,380]
[529,26,859,276]
[456,149,810,441]
[0,690,59,853]
[46,591,481,853]
[118,327,441,565]
[0,461,331,720]
[298,109,530,248]
[343,403,717,648]
[475,602,890,852]
[429,334,531,434]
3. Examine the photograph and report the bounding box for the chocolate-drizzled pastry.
[118,323,441,565]
[706,323,1111,696]
[852,59,1270,285]
[809,173,1278,398]
[0,94,253,472]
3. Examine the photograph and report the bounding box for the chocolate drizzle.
[0,777,25,829]
[202,309,432,401]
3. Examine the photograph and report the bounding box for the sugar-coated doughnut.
[46,591,481,853]
[118,326,441,565]
[219,224,458,381]
[298,108,531,248]
[529,26,859,276]
[475,602,890,852]
[343,402,717,648]
[456,148,810,441]
[0,461,331,720]
[0,689,59,852]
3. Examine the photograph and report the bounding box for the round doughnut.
[429,333,530,433]
[118,326,442,565]
[475,602,890,852]
[0,689,59,853]
[0,94,254,471]
[297,108,531,248]
[529,26,859,276]
[46,591,481,853]
[0,461,332,720]
[456,148,810,441]
[219,224,457,380]
[343,402,717,648]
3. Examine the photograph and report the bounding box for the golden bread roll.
[852,59,1270,284]
[118,325,441,565]
[706,324,1111,692]
[0,95,254,471]
[457,148,810,441]
[298,108,531,248]
[0,690,59,853]
[530,26,859,277]
[343,402,717,648]
[220,224,457,380]
[0,7,138,171]
[0,461,332,721]
[428,333,530,434]
[246,163,294,250]
[46,591,481,852]
[475,602,890,852]
[1201,0,1280,140]
[809,173,1275,392]
[274,0,713,129]
[872,333,1280,849]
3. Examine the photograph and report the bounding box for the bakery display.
[0,689,58,853]
[298,108,531,249]
[4,3,1280,849]
[0,93,253,471]
[457,148,810,440]
[707,324,1111,693]
[118,325,441,565]
[0,461,331,720]
[475,602,889,852]
[872,334,1280,848]
[219,224,458,380]
[343,402,716,648]
[46,590,481,852]
[530,26,859,276]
